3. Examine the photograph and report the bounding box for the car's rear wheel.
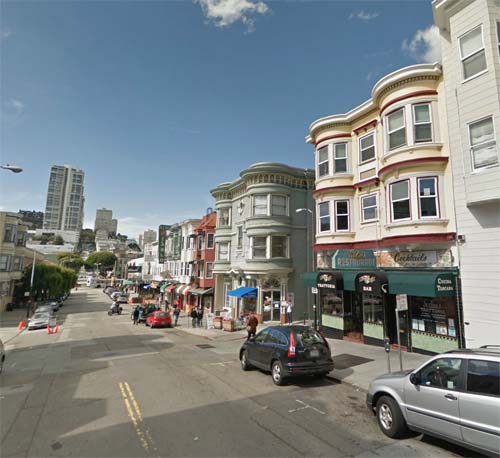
[376,396,408,438]
[240,350,251,371]
[271,360,286,386]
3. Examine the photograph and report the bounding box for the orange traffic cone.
[47,325,51,334]
[53,325,59,334]
[18,320,26,330]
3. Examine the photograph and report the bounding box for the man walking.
[132,306,140,325]
[173,306,180,326]
[190,307,198,328]
[247,312,258,341]
[197,306,204,328]
[286,300,293,325]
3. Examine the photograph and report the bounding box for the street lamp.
[1,164,23,173]
[296,208,315,322]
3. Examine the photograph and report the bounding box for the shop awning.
[387,270,456,297]
[355,272,388,295]
[316,271,344,291]
[175,284,191,295]
[165,284,177,294]
[190,287,214,296]
[122,280,134,286]
[228,287,257,298]
[160,283,171,292]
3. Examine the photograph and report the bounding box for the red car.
[146,311,172,328]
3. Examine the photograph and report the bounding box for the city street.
[1,288,476,458]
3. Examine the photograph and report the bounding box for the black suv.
[239,325,334,385]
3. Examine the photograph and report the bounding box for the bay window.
[460,26,487,80]
[318,202,331,233]
[359,133,375,163]
[0,255,11,271]
[217,242,229,261]
[271,195,287,216]
[237,226,243,249]
[335,200,350,231]
[387,108,406,150]
[333,143,347,173]
[361,194,378,222]
[390,180,411,221]
[218,208,230,227]
[271,236,287,258]
[253,195,267,215]
[317,146,329,177]
[251,236,267,258]
[469,116,498,170]
[3,224,16,243]
[418,177,439,218]
[413,104,432,143]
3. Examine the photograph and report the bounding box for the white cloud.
[3,98,25,117]
[402,25,441,63]
[1,28,12,40]
[196,0,269,32]
[349,10,379,23]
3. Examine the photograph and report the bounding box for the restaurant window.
[206,233,214,249]
[217,242,229,261]
[361,194,378,222]
[253,194,268,216]
[387,108,406,150]
[359,132,375,163]
[271,195,287,216]
[251,236,267,258]
[418,177,439,218]
[321,290,344,317]
[271,236,287,258]
[333,143,347,173]
[218,208,230,227]
[363,294,384,325]
[205,262,214,279]
[469,116,498,170]
[317,146,329,177]
[318,202,330,233]
[459,25,487,80]
[236,226,243,249]
[411,296,457,338]
[390,180,411,221]
[467,360,500,396]
[3,224,16,243]
[413,104,432,143]
[335,200,349,231]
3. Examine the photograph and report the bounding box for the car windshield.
[32,313,49,319]
[294,328,325,347]
[157,312,167,318]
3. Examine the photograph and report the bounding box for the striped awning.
[165,284,177,294]
[175,284,191,295]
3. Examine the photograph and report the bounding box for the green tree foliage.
[54,235,64,245]
[85,251,117,272]
[57,253,84,271]
[22,263,77,300]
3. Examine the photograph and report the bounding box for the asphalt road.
[0,288,478,458]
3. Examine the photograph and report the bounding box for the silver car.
[28,312,51,330]
[367,347,500,457]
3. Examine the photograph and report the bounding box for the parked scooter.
[108,302,123,316]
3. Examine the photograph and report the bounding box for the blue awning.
[228,287,257,298]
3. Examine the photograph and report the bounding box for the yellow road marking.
[119,382,151,452]
[124,382,144,422]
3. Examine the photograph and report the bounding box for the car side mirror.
[409,373,420,385]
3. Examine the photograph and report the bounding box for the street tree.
[86,251,117,273]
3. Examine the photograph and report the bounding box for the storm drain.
[334,353,373,370]
[196,344,215,349]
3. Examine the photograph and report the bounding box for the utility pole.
[26,250,36,318]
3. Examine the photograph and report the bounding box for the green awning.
[387,270,457,297]
[301,272,317,288]
[122,280,135,286]
[160,283,171,292]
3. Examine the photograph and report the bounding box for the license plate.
[310,349,320,358]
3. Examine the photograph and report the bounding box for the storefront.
[227,287,257,317]
[317,249,461,354]
[190,287,214,311]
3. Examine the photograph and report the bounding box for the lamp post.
[1,164,23,173]
[26,250,36,318]
[296,208,315,322]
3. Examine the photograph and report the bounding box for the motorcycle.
[108,302,123,316]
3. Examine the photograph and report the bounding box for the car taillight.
[288,332,296,358]
[320,331,331,352]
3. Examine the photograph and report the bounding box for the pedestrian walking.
[190,307,198,328]
[286,301,293,325]
[246,312,258,341]
[197,306,204,327]
[132,306,140,325]
[173,306,180,326]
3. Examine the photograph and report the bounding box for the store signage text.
[333,249,376,269]
[436,276,454,293]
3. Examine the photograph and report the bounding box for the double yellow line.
[119,382,156,453]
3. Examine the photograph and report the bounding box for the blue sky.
[1,0,440,238]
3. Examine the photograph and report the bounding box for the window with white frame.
[251,236,267,258]
[361,194,378,222]
[206,262,214,279]
[253,195,267,215]
[3,224,16,243]
[318,202,330,232]
[271,195,287,216]
[317,146,329,177]
[0,255,11,271]
[387,108,406,150]
[390,180,411,221]
[469,116,498,170]
[271,236,288,258]
[460,25,487,80]
[413,104,432,143]
[218,208,230,227]
[359,133,375,163]
[335,200,349,231]
[333,143,348,173]
[12,256,23,272]
[207,233,214,249]
[237,226,243,249]
[217,242,229,261]
[418,177,439,218]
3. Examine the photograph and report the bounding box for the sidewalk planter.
[213,316,223,329]
[223,318,235,332]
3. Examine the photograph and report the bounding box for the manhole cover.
[196,344,215,349]
[334,353,373,370]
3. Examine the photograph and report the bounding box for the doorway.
[344,293,363,342]
[385,295,409,348]
[262,290,281,321]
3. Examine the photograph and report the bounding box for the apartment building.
[307,63,461,354]
[433,0,500,347]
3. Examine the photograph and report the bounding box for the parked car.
[367,346,500,457]
[146,311,172,328]
[116,294,128,304]
[0,338,5,374]
[28,312,51,330]
[44,301,59,312]
[239,325,334,385]
[34,305,55,316]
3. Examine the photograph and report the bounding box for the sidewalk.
[0,306,29,345]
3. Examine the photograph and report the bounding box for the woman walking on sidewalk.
[173,307,180,326]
